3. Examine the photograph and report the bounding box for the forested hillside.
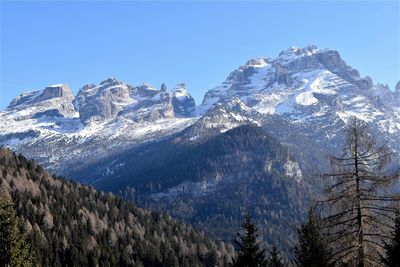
[70,124,312,256]
[0,148,234,266]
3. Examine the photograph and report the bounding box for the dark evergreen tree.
[0,191,33,266]
[294,208,331,267]
[267,245,285,267]
[383,211,400,267]
[232,214,267,267]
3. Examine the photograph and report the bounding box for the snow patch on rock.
[284,160,303,183]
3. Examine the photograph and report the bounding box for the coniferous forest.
[0,148,234,266]
[1,119,399,267]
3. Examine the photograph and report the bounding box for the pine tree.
[232,214,267,267]
[294,207,331,267]
[321,118,399,267]
[0,192,33,267]
[267,245,285,267]
[383,211,400,267]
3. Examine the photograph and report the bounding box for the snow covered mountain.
[7,83,76,118]
[0,45,398,175]
[1,45,398,254]
[0,78,196,173]
[198,45,400,157]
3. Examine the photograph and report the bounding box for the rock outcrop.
[7,84,75,118]
[172,83,196,117]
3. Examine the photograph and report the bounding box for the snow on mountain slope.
[6,84,77,119]
[0,78,197,174]
[0,45,398,177]
[75,78,195,124]
[198,45,400,155]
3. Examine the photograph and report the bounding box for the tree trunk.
[354,130,364,267]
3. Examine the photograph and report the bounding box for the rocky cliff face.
[394,81,400,101]
[126,83,175,122]
[0,78,196,173]
[0,45,398,175]
[172,83,196,117]
[200,46,384,112]
[199,46,400,157]
[75,78,180,124]
[76,78,134,123]
[7,84,76,119]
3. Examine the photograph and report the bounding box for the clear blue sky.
[1,1,399,109]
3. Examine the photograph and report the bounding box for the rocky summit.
[7,84,76,118]
[1,45,399,175]
[0,78,196,173]
[198,46,399,159]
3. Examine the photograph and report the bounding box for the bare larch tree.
[321,117,399,267]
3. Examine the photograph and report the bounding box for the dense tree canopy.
[0,191,33,267]
[0,148,234,266]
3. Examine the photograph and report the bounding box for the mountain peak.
[275,45,346,70]
[99,77,121,85]
[278,45,320,59]
[47,83,67,88]
[173,83,187,91]
[139,82,158,91]
[200,45,398,136]
[245,58,269,68]
[8,84,72,109]
[172,83,196,117]
[7,84,75,117]
[161,83,167,92]
[76,78,134,123]
[41,84,73,98]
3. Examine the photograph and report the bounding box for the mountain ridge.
[1,44,398,183]
[1,44,399,259]
[67,124,312,257]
